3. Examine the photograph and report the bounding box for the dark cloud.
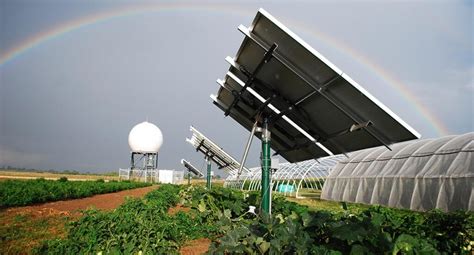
[1,1,472,174]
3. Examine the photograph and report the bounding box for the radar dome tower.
[126,121,163,182]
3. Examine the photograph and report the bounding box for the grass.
[287,189,420,216]
[287,196,369,213]
[275,188,367,213]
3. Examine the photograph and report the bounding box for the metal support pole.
[188,171,191,185]
[155,154,159,183]
[129,153,134,180]
[261,118,272,215]
[145,154,148,183]
[238,119,259,179]
[206,157,212,189]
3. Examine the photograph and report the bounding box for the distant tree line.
[0,166,118,176]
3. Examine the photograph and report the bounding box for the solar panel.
[181,159,204,177]
[186,126,250,175]
[211,8,420,163]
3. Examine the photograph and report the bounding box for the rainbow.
[0,2,449,136]
[287,24,451,137]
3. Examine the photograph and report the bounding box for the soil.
[169,205,211,254]
[179,238,212,255]
[168,204,191,215]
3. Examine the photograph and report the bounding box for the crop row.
[34,184,211,254]
[0,178,151,207]
[36,185,473,254]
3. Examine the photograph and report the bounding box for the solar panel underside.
[212,9,420,163]
[186,126,250,174]
[181,159,204,177]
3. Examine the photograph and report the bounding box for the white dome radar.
[128,121,163,153]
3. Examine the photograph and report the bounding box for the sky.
[0,0,472,175]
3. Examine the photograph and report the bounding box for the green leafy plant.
[0,179,151,207]
[33,184,473,255]
[57,177,68,182]
[34,184,214,254]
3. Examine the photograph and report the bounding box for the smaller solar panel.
[186,126,250,175]
[181,159,204,177]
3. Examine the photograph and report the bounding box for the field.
[0,170,120,181]
[0,185,157,253]
[0,178,151,207]
[0,179,472,254]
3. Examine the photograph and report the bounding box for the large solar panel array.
[186,126,250,175]
[211,8,420,163]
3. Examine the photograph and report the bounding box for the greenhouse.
[225,155,345,197]
[321,132,474,212]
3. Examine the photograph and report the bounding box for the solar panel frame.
[213,72,333,162]
[186,126,250,174]
[211,8,420,163]
[181,159,204,177]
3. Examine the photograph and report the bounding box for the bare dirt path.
[180,238,212,255]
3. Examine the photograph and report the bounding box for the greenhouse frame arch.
[224,155,345,198]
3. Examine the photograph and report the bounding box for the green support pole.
[206,157,212,189]
[261,119,271,215]
[187,172,191,185]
